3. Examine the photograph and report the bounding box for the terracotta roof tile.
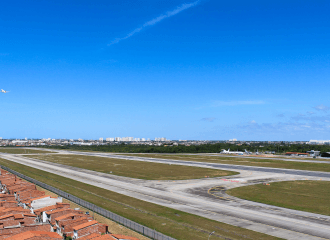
[45,208,81,215]
[13,214,24,219]
[7,230,62,239]
[34,204,59,214]
[73,220,98,230]
[55,213,76,221]
[26,195,52,203]
[97,235,117,240]
[78,233,101,239]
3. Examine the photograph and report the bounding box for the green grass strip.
[227,180,330,216]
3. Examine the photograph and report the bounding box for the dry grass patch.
[25,154,237,180]
[121,154,330,172]
[0,148,52,154]
[227,180,330,216]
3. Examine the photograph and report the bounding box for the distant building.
[106,138,114,142]
[99,138,103,142]
[306,150,321,157]
[285,152,309,156]
[309,140,330,144]
[115,137,121,142]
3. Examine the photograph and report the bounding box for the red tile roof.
[26,195,52,203]
[55,213,76,221]
[7,230,62,239]
[73,220,98,230]
[0,213,36,220]
[34,203,69,214]
[13,214,24,219]
[79,233,117,240]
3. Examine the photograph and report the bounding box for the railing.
[0,165,176,240]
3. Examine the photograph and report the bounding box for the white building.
[106,138,115,142]
[309,140,330,144]
[27,195,63,211]
[115,137,121,142]
[307,150,321,157]
[155,137,167,141]
[99,138,103,141]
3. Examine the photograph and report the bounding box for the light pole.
[208,231,215,240]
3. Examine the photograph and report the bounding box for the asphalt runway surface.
[111,152,330,164]
[62,150,330,178]
[1,150,330,240]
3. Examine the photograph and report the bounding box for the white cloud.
[108,0,201,45]
[313,104,330,111]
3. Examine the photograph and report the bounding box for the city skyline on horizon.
[1,0,329,141]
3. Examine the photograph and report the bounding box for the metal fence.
[0,165,176,240]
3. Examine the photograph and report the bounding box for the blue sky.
[1,0,329,141]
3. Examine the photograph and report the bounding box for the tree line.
[36,142,330,154]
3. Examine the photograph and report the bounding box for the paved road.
[1,152,330,240]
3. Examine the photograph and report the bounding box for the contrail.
[108,0,201,46]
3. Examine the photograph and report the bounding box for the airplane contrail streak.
[108,0,201,46]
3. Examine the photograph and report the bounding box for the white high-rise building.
[115,137,121,142]
[106,138,115,142]
[141,138,146,141]
[99,138,104,141]
[155,137,166,141]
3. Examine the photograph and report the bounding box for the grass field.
[25,154,237,180]
[0,158,281,240]
[0,148,51,154]
[118,154,330,172]
[227,181,330,216]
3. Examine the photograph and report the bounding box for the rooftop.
[73,220,98,231]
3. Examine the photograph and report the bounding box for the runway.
[62,150,330,178]
[1,151,330,240]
